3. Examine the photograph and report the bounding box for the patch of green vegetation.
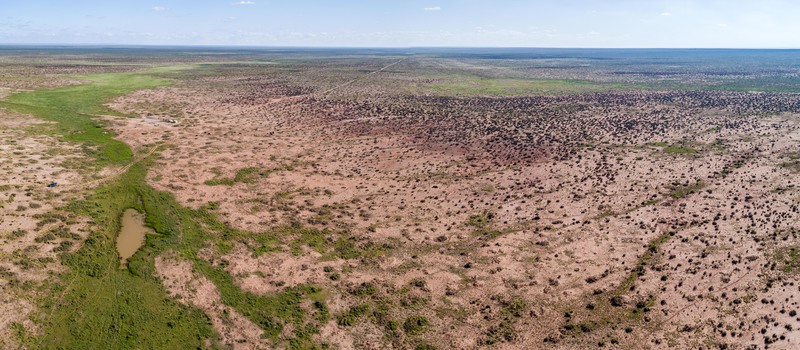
[662,145,697,154]
[641,199,662,207]
[402,315,430,335]
[234,167,264,183]
[558,231,671,340]
[779,160,800,173]
[203,178,236,186]
[467,210,507,239]
[1,72,172,166]
[336,304,370,326]
[51,153,328,349]
[705,76,800,93]
[10,322,35,347]
[141,193,329,348]
[204,166,280,186]
[427,75,627,96]
[39,153,219,349]
[350,282,378,297]
[240,232,282,257]
[625,198,662,214]
[616,232,673,294]
[289,226,390,260]
[647,142,701,156]
[785,152,800,160]
[468,211,494,228]
[667,181,705,199]
[484,297,526,345]
[197,261,325,342]
[773,245,800,274]
[340,284,433,345]
[415,342,438,350]
[631,76,800,93]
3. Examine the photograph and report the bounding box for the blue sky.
[1,0,799,47]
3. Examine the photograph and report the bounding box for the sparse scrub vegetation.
[204,166,285,186]
[662,145,697,154]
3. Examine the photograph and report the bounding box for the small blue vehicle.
[47,182,58,188]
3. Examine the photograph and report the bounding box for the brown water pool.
[117,208,154,267]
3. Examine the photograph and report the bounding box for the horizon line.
[1,43,800,50]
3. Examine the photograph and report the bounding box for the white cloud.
[235,1,256,4]
[660,12,672,16]
[152,6,167,11]
[423,6,441,11]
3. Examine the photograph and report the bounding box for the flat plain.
[3,47,800,349]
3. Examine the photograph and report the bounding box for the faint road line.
[63,140,163,191]
[315,56,409,96]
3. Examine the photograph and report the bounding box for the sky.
[1,0,800,48]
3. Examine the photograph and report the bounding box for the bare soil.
[107,66,800,349]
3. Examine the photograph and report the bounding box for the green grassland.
[427,76,627,96]
[1,73,172,165]
[3,67,330,349]
[422,74,800,97]
[704,76,800,93]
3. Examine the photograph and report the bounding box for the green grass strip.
[1,72,171,165]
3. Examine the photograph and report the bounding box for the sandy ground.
[0,102,90,349]
[155,252,272,350]
[102,68,800,350]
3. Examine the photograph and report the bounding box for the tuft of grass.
[203,178,236,186]
[467,211,505,239]
[484,297,526,345]
[779,160,800,173]
[204,166,281,186]
[667,181,705,199]
[402,315,430,335]
[774,246,800,274]
[337,304,370,327]
[467,211,494,228]
[415,343,438,350]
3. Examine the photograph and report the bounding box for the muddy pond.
[117,208,154,267]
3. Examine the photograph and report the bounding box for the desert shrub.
[403,315,430,335]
